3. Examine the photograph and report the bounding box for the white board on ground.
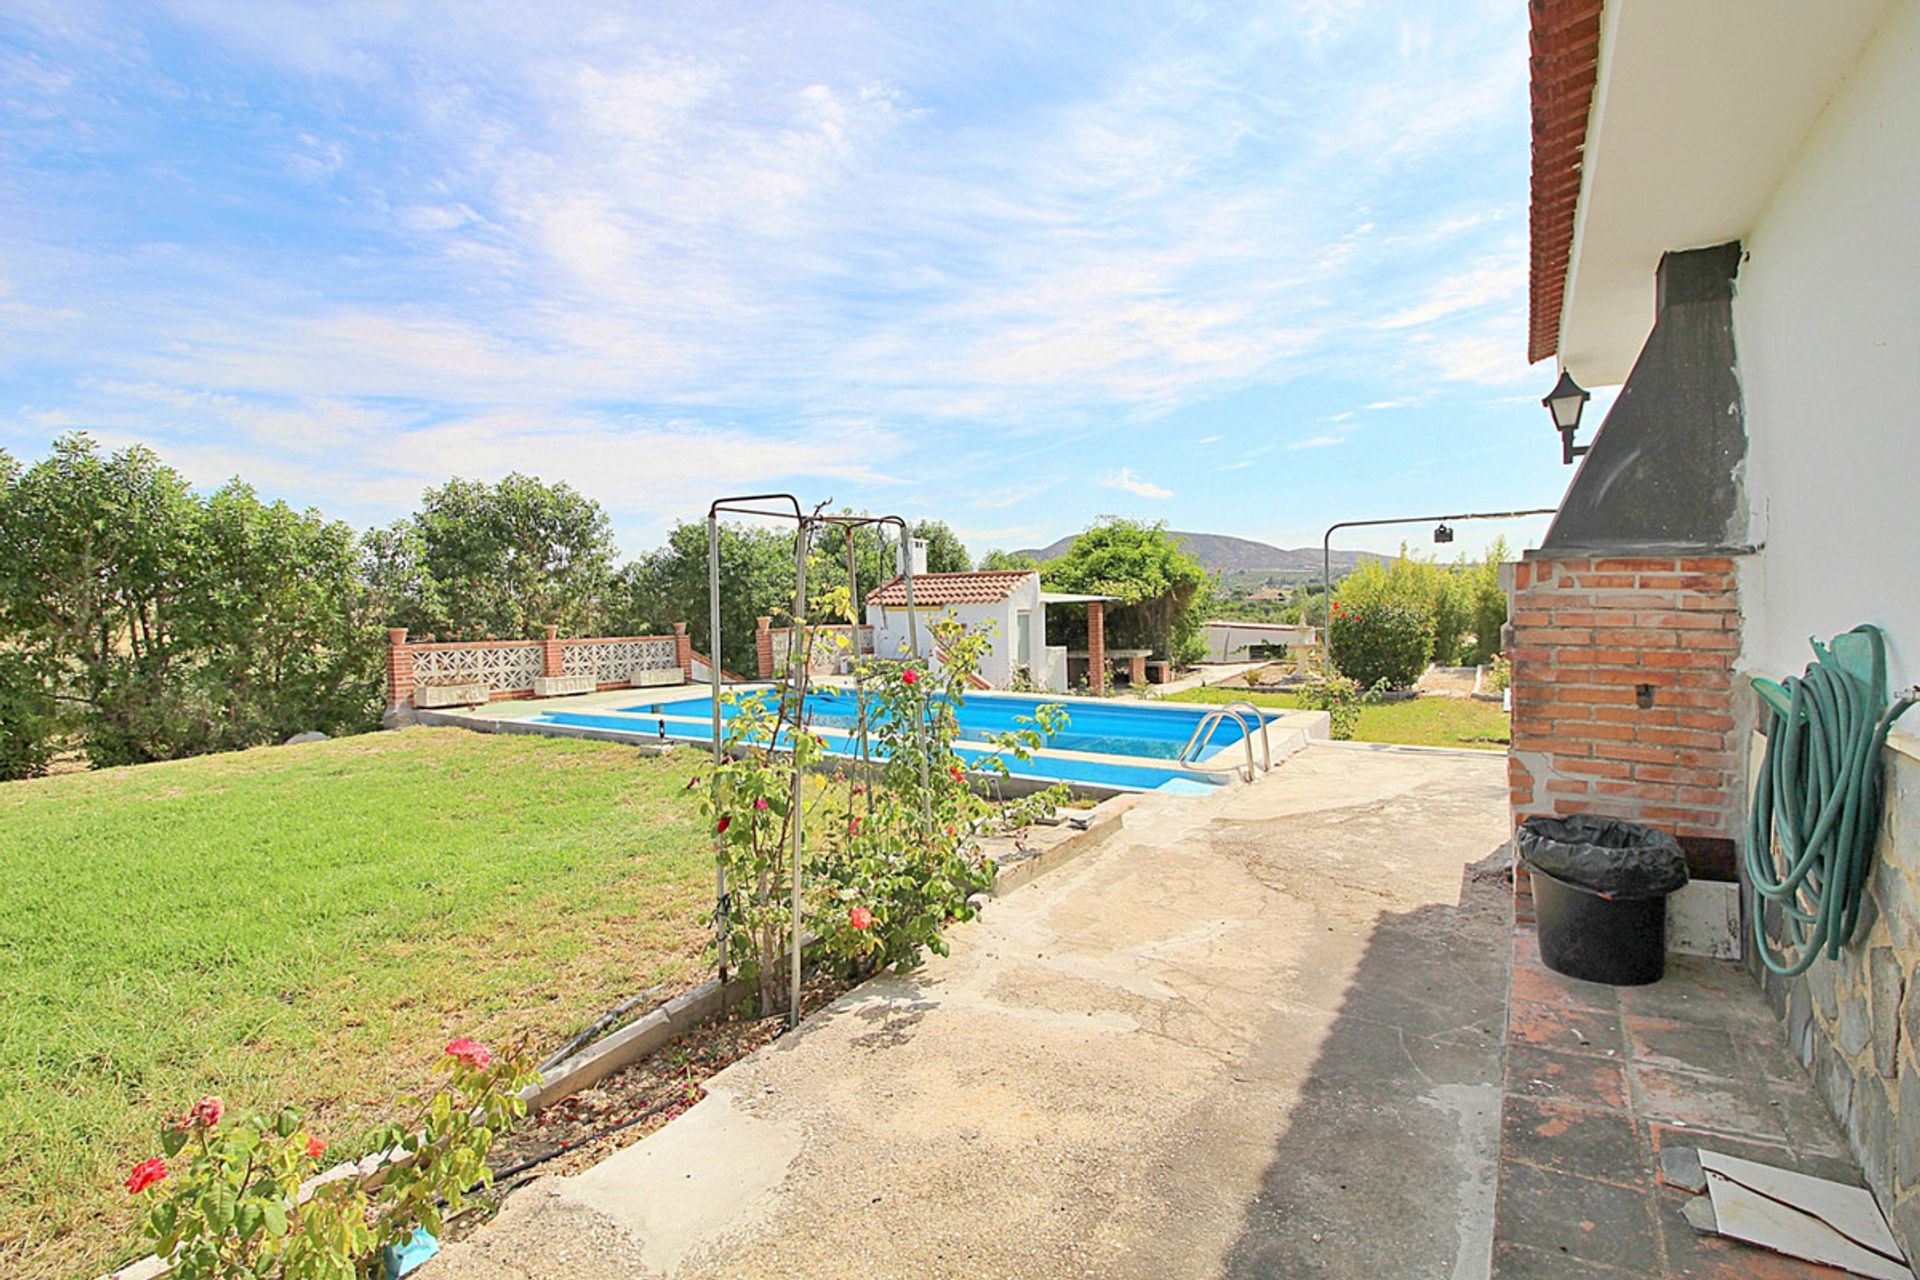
[1666,881,1741,960]
[1700,1149,1913,1279]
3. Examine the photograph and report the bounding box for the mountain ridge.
[1009,530,1370,575]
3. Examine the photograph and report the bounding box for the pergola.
[1039,591,1118,693]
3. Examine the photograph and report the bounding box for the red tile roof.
[864,571,1034,607]
[1528,0,1605,365]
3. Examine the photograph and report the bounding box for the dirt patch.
[444,971,856,1242]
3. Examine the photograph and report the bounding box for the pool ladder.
[1177,701,1271,783]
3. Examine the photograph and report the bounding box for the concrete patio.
[426,740,1873,1279]
[428,742,1514,1279]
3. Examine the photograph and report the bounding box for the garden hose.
[1748,625,1916,976]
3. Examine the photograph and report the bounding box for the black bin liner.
[1516,814,1688,900]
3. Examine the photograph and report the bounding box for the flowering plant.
[705,612,1067,1013]
[127,1039,538,1279]
[817,616,1068,973]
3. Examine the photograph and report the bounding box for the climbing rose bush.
[705,614,1067,1012]
[126,1039,538,1280]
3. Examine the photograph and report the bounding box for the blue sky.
[0,0,1592,561]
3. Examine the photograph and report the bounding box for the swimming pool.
[526,688,1284,793]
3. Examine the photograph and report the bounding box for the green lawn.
[0,729,713,1280]
[1166,686,1512,750]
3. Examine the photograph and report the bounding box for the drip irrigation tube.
[1747,625,1916,976]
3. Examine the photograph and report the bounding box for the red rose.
[684,775,700,790]
[188,1095,223,1129]
[948,765,965,783]
[753,796,768,811]
[444,1038,492,1069]
[305,1135,326,1160]
[124,1157,167,1195]
[901,668,918,686]
[848,906,873,931]
[716,815,731,834]
[846,816,861,836]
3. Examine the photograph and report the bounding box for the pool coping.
[413,683,1328,796]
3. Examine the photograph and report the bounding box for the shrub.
[704,616,1066,1013]
[0,651,56,780]
[1293,672,1383,740]
[1486,653,1511,693]
[1328,599,1434,689]
[127,1039,538,1280]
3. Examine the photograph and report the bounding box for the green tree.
[359,520,444,638]
[0,434,381,768]
[626,521,797,675]
[1462,538,1512,664]
[402,474,616,638]
[1042,518,1211,666]
[978,549,1038,571]
[910,520,971,573]
[0,435,200,765]
[184,482,381,745]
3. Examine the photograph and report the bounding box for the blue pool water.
[607,689,1269,760]
[526,689,1279,793]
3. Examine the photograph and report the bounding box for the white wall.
[1734,0,1920,690]
[865,575,1043,688]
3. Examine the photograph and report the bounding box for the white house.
[1199,620,1316,664]
[864,570,1065,691]
[1516,0,1920,1239]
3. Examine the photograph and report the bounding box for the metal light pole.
[1319,509,1561,674]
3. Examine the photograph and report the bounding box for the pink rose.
[753,797,769,811]
[849,906,873,931]
[188,1095,223,1129]
[444,1038,492,1069]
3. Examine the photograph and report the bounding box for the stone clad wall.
[1755,737,1920,1243]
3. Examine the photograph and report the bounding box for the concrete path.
[429,742,1514,1280]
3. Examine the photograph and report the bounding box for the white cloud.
[1375,261,1524,330]
[1287,434,1347,450]
[1101,467,1171,500]
[0,0,1547,542]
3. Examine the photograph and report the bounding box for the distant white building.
[1200,620,1316,664]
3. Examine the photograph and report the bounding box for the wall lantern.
[1543,368,1592,465]
[1433,523,1455,544]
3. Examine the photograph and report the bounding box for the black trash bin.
[1517,814,1688,986]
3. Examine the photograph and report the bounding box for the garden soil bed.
[444,971,856,1241]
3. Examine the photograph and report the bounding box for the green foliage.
[1327,598,1434,689]
[623,521,798,675]
[1486,653,1512,693]
[1042,518,1210,666]
[910,519,972,573]
[132,1043,539,1280]
[1462,538,1510,665]
[0,650,56,780]
[369,473,616,639]
[1332,540,1512,667]
[703,617,1065,1013]
[0,435,381,769]
[1289,672,1379,740]
[977,548,1037,571]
